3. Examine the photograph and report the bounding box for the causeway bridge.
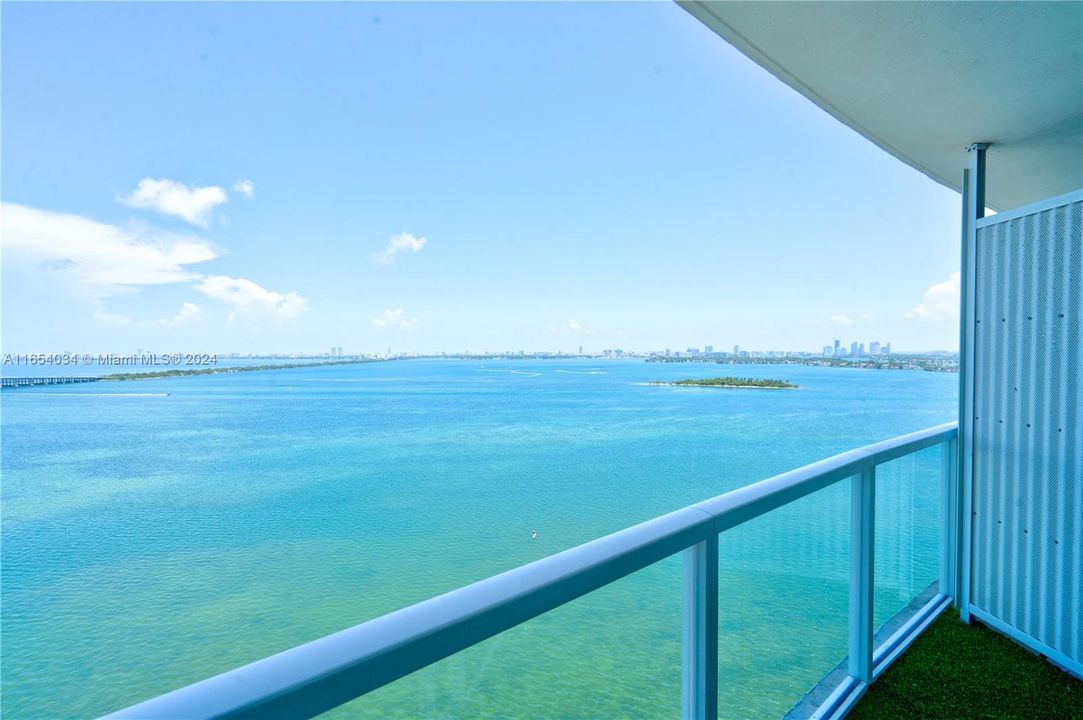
[1,377,100,389]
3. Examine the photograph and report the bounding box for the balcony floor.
[850,610,1083,719]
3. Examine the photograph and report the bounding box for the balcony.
[93,2,1083,717]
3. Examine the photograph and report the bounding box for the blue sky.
[2,2,963,355]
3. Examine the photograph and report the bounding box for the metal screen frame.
[962,186,1083,678]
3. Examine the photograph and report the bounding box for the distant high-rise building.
[833,339,840,356]
[578,345,583,355]
[823,345,833,357]
[858,343,865,356]
[705,345,714,354]
[665,348,671,357]
[870,341,881,355]
[733,344,740,357]
[883,343,892,355]
[850,341,859,356]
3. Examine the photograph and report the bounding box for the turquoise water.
[1,359,955,718]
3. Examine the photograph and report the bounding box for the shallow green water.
[1,359,954,718]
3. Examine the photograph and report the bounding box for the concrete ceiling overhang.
[679,1,1083,211]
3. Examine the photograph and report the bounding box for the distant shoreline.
[650,377,798,390]
[648,356,958,373]
[99,358,388,382]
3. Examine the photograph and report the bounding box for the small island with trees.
[652,376,798,389]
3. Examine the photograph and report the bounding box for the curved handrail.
[105,422,957,720]
[694,421,956,531]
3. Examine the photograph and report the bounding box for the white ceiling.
[680,1,1083,211]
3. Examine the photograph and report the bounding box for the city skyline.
[9,337,936,361]
[3,3,964,356]
[5,334,949,362]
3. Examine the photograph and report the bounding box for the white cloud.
[3,202,307,335]
[195,275,308,323]
[234,180,255,198]
[122,178,228,227]
[372,232,427,265]
[904,272,961,321]
[157,302,202,326]
[1,202,216,292]
[371,308,417,330]
[548,318,596,336]
[828,313,856,327]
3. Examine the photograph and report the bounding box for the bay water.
[1,359,955,718]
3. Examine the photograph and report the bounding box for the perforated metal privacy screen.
[971,195,1082,667]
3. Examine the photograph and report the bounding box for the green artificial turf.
[850,610,1083,720]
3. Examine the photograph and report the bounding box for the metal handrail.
[105,422,958,720]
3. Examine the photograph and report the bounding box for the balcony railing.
[105,422,959,720]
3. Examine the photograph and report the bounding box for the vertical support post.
[968,143,988,220]
[939,437,960,598]
[849,468,875,683]
[958,142,988,622]
[682,534,718,720]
